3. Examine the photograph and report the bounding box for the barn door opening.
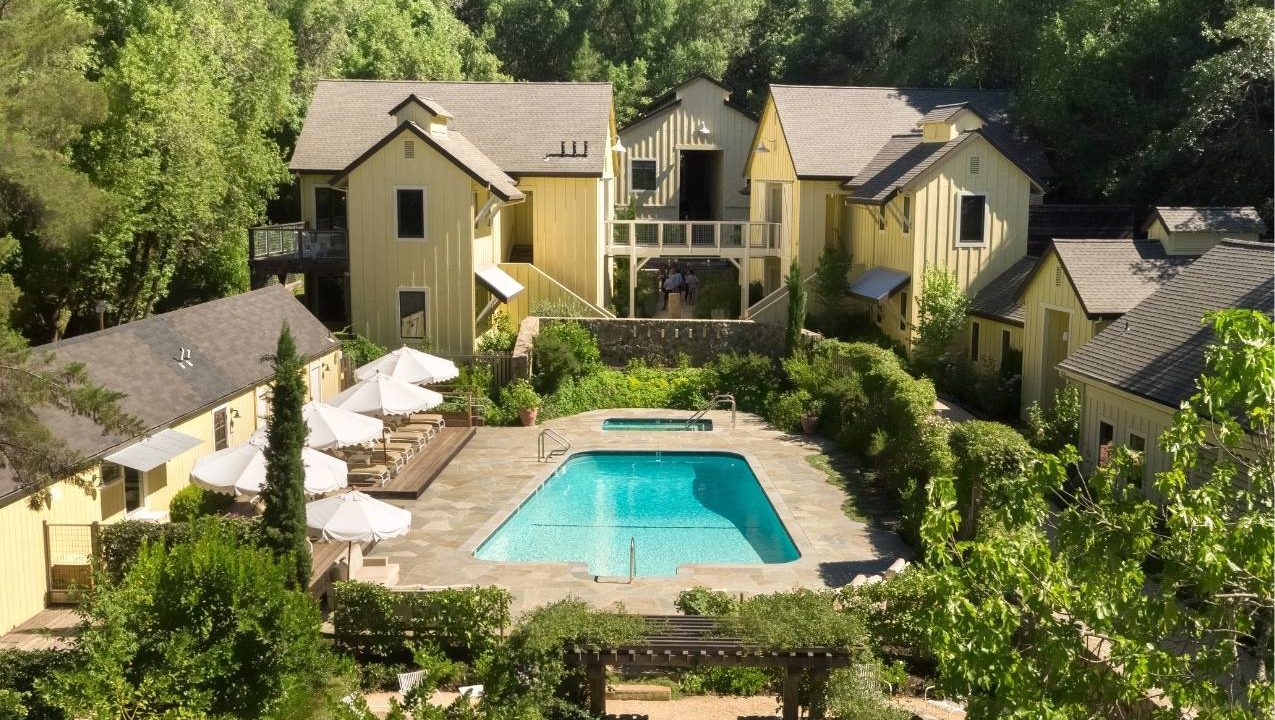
[679,150,722,220]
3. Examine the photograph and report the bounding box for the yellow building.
[1142,206,1265,255]
[0,287,341,634]
[743,87,1048,341]
[617,76,756,221]
[1056,240,1272,495]
[279,80,621,354]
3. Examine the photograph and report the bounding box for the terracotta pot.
[800,415,819,435]
[519,408,539,426]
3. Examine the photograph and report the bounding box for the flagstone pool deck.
[366,408,912,615]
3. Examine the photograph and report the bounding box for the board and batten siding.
[1019,252,1104,414]
[910,134,1030,296]
[346,128,478,354]
[0,348,340,635]
[746,96,797,277]
[518,175,607,308]
[1065,376,1176,499]
[958,316,1023,374]
[619,78,756,220]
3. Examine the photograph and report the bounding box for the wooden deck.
[363,426,476,500]
[0,607,81,651]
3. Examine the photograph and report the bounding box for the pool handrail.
[538,428,570,462]
[688,393,735,428]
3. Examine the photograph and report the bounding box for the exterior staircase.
[508,244,533,263]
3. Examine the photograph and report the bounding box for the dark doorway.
[678,150,722,220]
[315,186,347,230]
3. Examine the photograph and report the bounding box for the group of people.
[657,265,699,309]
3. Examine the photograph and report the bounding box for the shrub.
[532,321,601,394]
[97,516,262,583]
[338,330,388,368]
[477,308,517,353]
[914,266,970,372]
[45,519,336,719]
[478,599,645,717]
[824,665,910,720]
[0,648,77,720]
[674,586,740,616]
[679,667,773,696]
[332,582,512,664]
[168,484,233,523]
[453,363,496,402]
[767,389,814,432]
[701,352,778,414]
[1026,383,1081,452]
[839,568,938,668]
[810,246,852,334]
[692,269,742,319]
[731,589,867,651]
[499,379,541,413]
[949,421,1039,536]
[785,260,808,355]
[540,362,706,420]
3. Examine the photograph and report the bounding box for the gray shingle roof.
[1144,206,1266,235]
[767,85,1051,180]
[969,255,1038,326]
[1038,240,1195,317]
[332,122,523,201]
[843,133,952,203]
[0,287,337,501]
[917,102,975,124]
[291,80,613,176]
[1059,239,1274,409]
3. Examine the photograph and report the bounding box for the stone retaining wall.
[514,316,789,369]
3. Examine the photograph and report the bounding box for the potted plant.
[506,379,542,426]
[800,398,824,435]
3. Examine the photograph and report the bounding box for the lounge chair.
[340,544,399,586]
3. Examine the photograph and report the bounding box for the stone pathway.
[367,409,911,616]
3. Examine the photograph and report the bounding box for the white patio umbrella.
[302,401,384,449]
[305,490,412,542]
[191,440,349,497]
[328,372,444,417]
[355,346,460,385]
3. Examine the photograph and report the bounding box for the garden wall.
[514,316,788,368]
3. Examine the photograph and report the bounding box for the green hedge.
[98,516,261,583]
[949,420,1037,536]
[168,485,233,523]
[540,360,707,419]
[0,648,77,720]
[332,581,512,663]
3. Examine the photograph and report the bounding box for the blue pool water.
[474,451,799,577]
[602,418,713,431]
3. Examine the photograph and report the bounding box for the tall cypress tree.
[784,260,807,356]
[261,323,310,589]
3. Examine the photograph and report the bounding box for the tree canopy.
[921,309,1274,718]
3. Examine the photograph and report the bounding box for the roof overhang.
[104,429,203,472]
[847,268,910,303]
[476,265,525,303]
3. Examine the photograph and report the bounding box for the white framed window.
[395,186,427,241]
[629,158,657,193]
[955,192,988,247]
[397,287,428,340]
[901,195,912,234]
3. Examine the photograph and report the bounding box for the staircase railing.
[689,393,735,428]
[538,428,570,462]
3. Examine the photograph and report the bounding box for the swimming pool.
[602,418,713,431]
[474,451,799,577]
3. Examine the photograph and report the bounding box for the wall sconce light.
[754,140,770,154]
[696,120,711,136]
[230,409,241,419]
[612,138,626,154]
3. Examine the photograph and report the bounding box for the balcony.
[606,220,782,258]
[249,223,349,280]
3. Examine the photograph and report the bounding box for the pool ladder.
[687,393,735,428]
[595,538,636,585]
[538,428,570,462]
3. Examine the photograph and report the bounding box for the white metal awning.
[103,429,203,472]
[847,268,910,303]
[475,265,525,303]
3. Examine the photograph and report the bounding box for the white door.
[308,364,323,402]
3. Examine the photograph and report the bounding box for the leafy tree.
[784,260,807,355]
[1025,383,1082,453]
[913,266,969,369]
[43,519,338,719]
[921,309,1274,718]
[336,0,505,82]
[261,324,312,589]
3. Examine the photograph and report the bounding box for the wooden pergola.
[565,614,855,720]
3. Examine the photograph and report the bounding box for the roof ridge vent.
[174,347,193,368]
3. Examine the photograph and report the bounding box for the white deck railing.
[607,220,781,253]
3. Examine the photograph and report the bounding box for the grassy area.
[805,452,900,530]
